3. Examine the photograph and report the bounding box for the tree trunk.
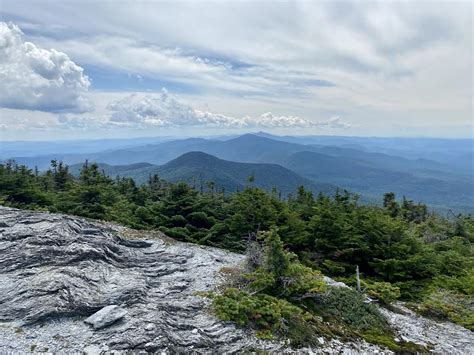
[356,265,361,292]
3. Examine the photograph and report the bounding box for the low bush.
[362,330,429,354]
[414,289,474,331]
[313,286,389,332]
[335,276,401,305]
[212,288,319,345]
[365,281,401,304]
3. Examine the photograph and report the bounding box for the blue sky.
[0,0,472,140]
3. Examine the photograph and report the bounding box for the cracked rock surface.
[381,303,474,354]
[0,206,472,353]
[0,207,270,352]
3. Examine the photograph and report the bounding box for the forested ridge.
[1,160,472,350]
[67,151,338,197]
[9,134,473,214]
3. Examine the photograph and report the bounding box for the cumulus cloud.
[56,114,118,129]
[253,112,315,128]
[325,116,352,129]
[1,1,471,137]
[0,88,351,131]
[107,89,253,128]
[107,89,222,127]
[0,22,92,113]
[0,109,111,132]
[107,89,350,129]
[0,115,54,131]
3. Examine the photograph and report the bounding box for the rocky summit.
[0,206,472,353]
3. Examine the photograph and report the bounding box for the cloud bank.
[107,90,350,129]
[1,0,471,138]
[0,22,92,113]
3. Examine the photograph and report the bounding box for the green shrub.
[415,289,474,330]
[314,287,389,332]
[432,272,474,295]
[210,230,330,347]
[212,288,318,344]
[362,330,430,354]
[335,277,401,304]
[365,281,401,304]
[159,226,189,241]
[245,230,327,299]
[321,259,347,275]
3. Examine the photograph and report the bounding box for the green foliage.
[212,288,328,347]
[339,276,401,304]
[362,330,429,354]
[215,188,281,250]
[314,287,389,332]
[1,160,473,333]
[213,230,400,349]
[211,232,412,350]
[309,287,427,352]
[413,289,474,331]
[209,230,330,346]
[244,230,326,299]
[212,288,311,338]
[432,273,474,295]
[365,281,401,305]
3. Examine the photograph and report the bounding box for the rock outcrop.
[0,207,472,353]
[84,305,128,330]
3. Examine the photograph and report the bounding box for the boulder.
[84,305,127,330]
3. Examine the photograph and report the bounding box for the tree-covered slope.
[157,151,337,196]
[283,151,474,213]
[70,152,338,196]
[8,134,473,213]
[1,159,472,338]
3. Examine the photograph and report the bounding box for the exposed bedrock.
[0,207,265,352]
[0,207,472,353]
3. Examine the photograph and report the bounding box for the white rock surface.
[0,206,472,353]
[381,303,474,354]
[84,305,127,330]
[0,207,279,353]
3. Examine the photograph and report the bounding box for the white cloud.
[107,89,351,129]
[11,2,470,113]
[0,1,471,138]
[0,22,92,113]
[326,116,352,130]
[253,112,315,128]
[31,34,280,96]
[0,114,55,131]
[107,89,203,127]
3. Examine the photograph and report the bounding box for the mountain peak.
[229,133,278,143]
[163,151,221,168]
[175,151,218,160]
[253,131,278,138]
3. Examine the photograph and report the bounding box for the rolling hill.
[12,134,468,179]
[283,151,474,212]
[70,152,338,197]
[10,133,474,213]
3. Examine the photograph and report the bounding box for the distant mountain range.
[282,150,473,212]
[70,152,338,197]
[6,133,474,213]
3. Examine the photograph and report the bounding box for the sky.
[0,0,472,140]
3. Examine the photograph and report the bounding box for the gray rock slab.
[84,305,127,330]
[0,206,472,353]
